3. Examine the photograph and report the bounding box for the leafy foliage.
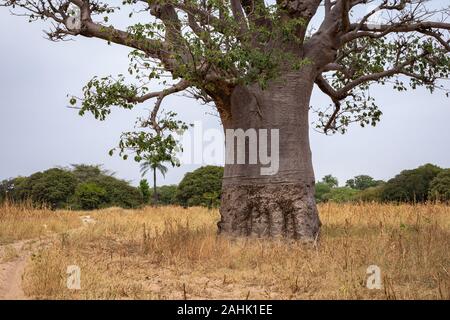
[0,179,15,203]
[322,187,360,203]
[151,185,178,206]
[75,75,138,120]
[314,28,450,134]
[71,164,105,183]
[18,168,77,209]
[346,175,383,190]
[2,0,449,165]
[84,174,142,209]
[321,175,339,188]
[203,191,221,209]
[139,179,151,204]
[74,182,107,210]
[315,177,360,203]
[382,164,443,203]
[112,111,188,164]
[314,182,332,203]
[1,165,142,210]
[355,186,385,203]
[176,166,223,207]
[429,169,450,202]
[140,156,170,205]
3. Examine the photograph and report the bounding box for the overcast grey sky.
[0,4,449,187]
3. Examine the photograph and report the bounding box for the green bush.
[321,175,338,188]
[356,185,385,202]
[18,168,77,209]
[74,182,107,210]
[71,165,143,209]
[0,179,15,203]
[323,187,360,203]
[71,164,104,183]
[87,175,142,209]
[5,176,29,202]
[139,179,151,204]
[382,164,442,203]
[176,166,223,207]
[346,175,383,190]
[152,185,178,205]
[429,169,450,202]
[1,165,143,210]
[315,182,332,203]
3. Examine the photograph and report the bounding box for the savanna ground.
[0,201,448,300]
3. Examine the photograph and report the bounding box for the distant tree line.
[141,166,224,209]
[1,163,448,210]
[149,163,449,207]
[0,164,224,210]
[315,164,450,203]
[0,165,142,210]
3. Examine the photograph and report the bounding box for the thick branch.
[342,21,450,43]
[82,21,167,60]
[129,80,191,104]
[335,51,430,95]
[230,0,249,37]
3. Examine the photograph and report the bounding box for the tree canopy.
[428,169,450,202]
[75,182,108,210]
[322,174,339,188]
[382,163,442,202]
[1,165,142,209]
[176,165,223,207]
[139,179,152,203]
[19,168,78,209]
[2,0,448,158]
[316,165,449,203]
[346,175,383,190]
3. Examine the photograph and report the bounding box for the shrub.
[315,182,332,203]
[346,175,383,190]
[0,179,15,203]
[153,185,178,205]
[382,164,442,203]
[2,165,143,210]
[139,179,151,204]
[323,187,360,203]
[321,175,339,188]
[88,175,142,208]
[356,185,385,202]
[429,169,450,202]
[74,183,107,210]
[176,166,223,207]
[21,169,77,209]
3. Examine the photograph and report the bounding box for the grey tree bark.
[217,69,321,242]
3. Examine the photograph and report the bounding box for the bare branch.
[343,21,450,43]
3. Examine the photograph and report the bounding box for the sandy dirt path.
[0,217,94,300]
[0,237,57,300]
[0,240,35,300]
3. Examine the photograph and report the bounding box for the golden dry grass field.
[0,202,82,245]
[0,202,449,300]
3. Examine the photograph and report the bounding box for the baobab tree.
[2,0,449,241]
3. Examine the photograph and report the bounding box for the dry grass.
[0,201,82,244]
[18,203,450,300]
[0,245,19,263]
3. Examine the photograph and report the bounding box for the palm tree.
[140,160,168,205]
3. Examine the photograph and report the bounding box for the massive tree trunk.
[218,70,321,242]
